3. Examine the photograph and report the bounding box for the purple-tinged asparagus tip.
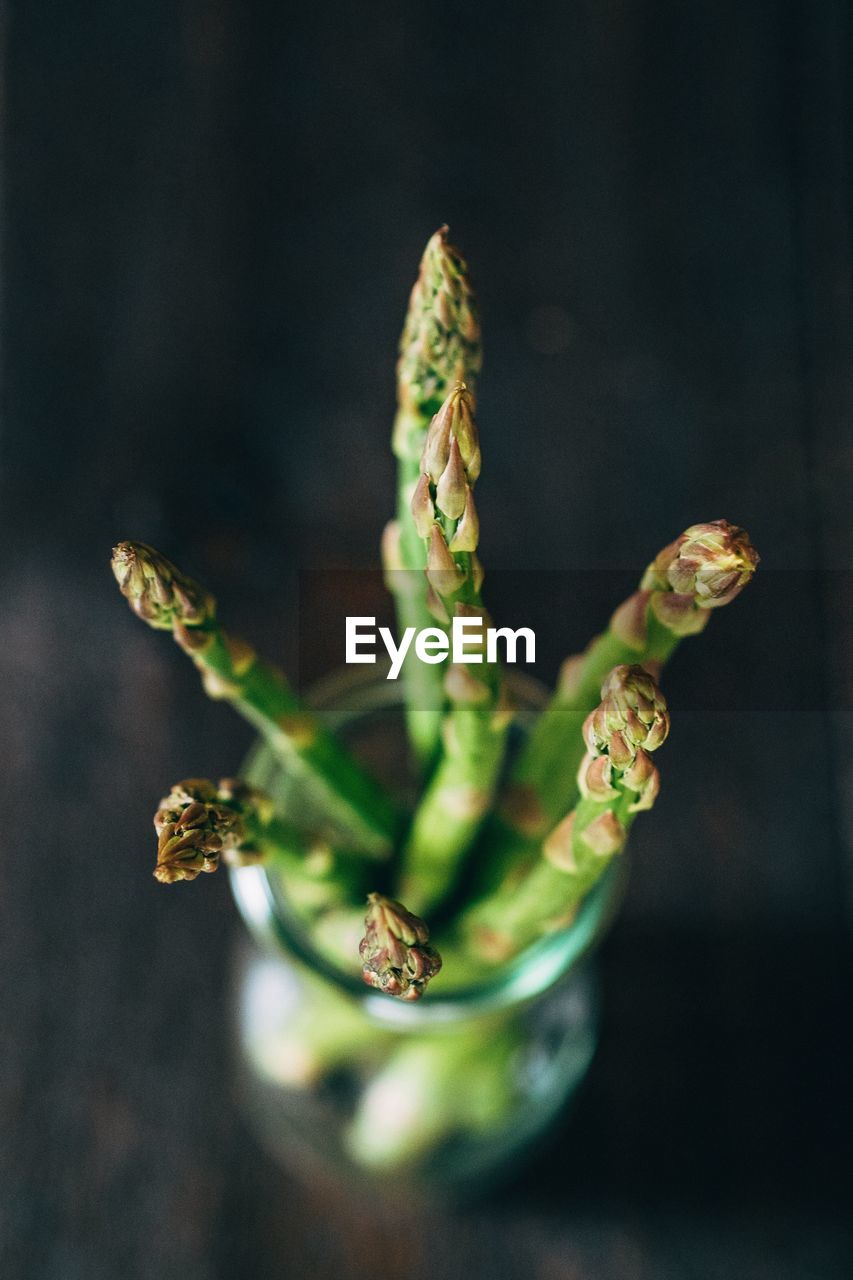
[152,778,261,883]
[642,519,759,625]
[359,893,442,1001]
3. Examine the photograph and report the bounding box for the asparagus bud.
[577,665,669,812]
[394,227,481,461]
[583,664,670,764]
[153,788,246,884]
[359,893,442,1001]
[153,778,262,882]
[642,519,759,609]
[620,519,760,640]
[112,541,214,630]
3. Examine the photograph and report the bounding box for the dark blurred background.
[2,2,852,1277]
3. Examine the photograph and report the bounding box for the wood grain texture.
[1,1,851,1276]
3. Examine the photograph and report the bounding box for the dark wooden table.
[2,3,852,1276]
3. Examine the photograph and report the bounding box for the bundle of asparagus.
[112,227,758,1167]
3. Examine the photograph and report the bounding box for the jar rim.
[229,664,626,1026]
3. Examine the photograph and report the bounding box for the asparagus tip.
[395,228,482,452]
[578,664,669,811]
[152,778,261,883]
[112,541,214,632]
[643,520,759,628]
[359,893,442,1001]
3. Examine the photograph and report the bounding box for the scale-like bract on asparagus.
[397,385,510,914]
[388,227,482,767]
[113,542,401,859]
[459,665,671,962]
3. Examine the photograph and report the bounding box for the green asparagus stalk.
[388,227,482,767]
[152,777,362,910]
[480,520,758,889]
[113,542,401,859]
[243,966,394,1089]
[359,893,442,1001]
[397,386,510,913]
[458,664,670,962]
[344,1024,518,1171]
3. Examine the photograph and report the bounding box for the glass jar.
[228,666,625,1199]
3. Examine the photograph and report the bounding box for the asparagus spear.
[397,386,510,913]
[112,542,401,858]
[459,664,670,962]
[359,893,442,1001]
[482,521,758,884]
[152,777,362,910]
[388,227,482,767]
